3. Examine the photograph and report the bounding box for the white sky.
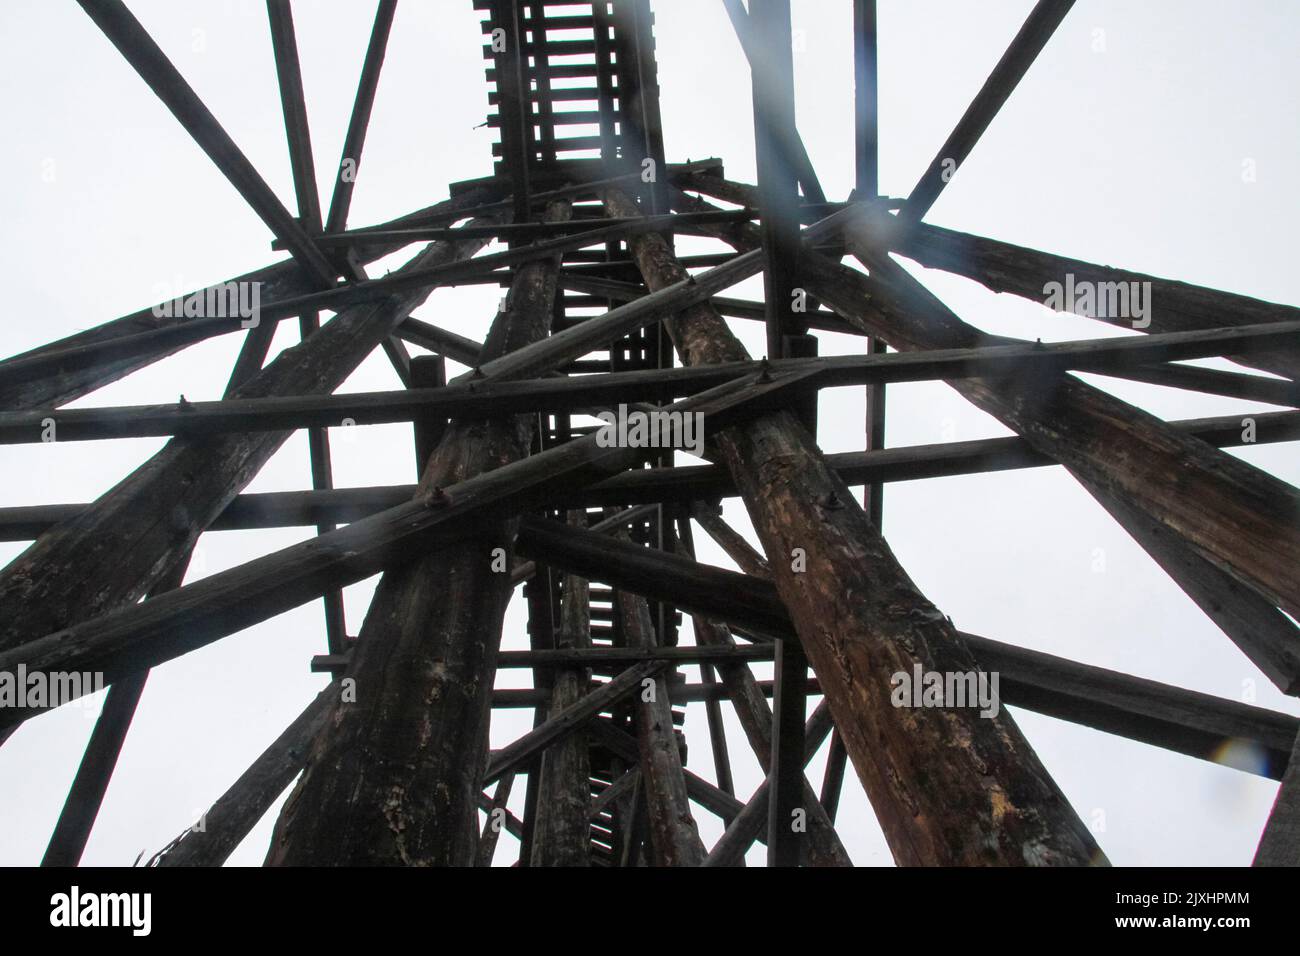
[0,0,1297,867]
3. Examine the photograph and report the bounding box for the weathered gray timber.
[264,202,572,866]
[530,515,595,867]
[0,221,498,658]
[603,186,1104,866]
[616,587,707,866]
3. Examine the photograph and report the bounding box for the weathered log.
[691,502,770,577]
[1254,730,1300,866]
[0,190,494,410]
[515,518,1299,777]
[673,529,849,866]
[676,164,1298,380]
[264,202,571,866]
[876,215,1300,380]
[616,588,708,866]
[530,512,594,867]
[603,186,1104,866]
[151,685,334,867]
[14,322,1296,444]
[0,222,498,657]
[0,376,794,728]
[814,245,1300,628]
[672,183,1300,690]
[2,408,1293,541]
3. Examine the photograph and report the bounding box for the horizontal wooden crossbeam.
[0,373,808,727]
[513,517,1299,777]
[7,322,1295,444]
[274,208,762,249]
[1,408,1292,541]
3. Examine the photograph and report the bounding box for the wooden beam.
[397,317,485,366]
[677,515,736,799]
[1101,362,1300,408]
[264,200,573,866]
[290,209,761,249]
[267,0,323,232]
[255,0,348,659]
[0,189,497,409]
[853,0,878,199]
[616,589,707,866]
[674,526,850,866]
[35,262,307,857]
[38,553,192,865]
[323,0,398,235]
[3,408,1294,541]
[6,322,1297,444]
[0,376,809,726]
[476,773,516,867]
[498,644,774,668]
[690,502,770,577]
[487,0,533,223]
[76,0,336,285]
[898,0,1076,224]
[720,0,826,203]
[487,661,667,788]
[876,215,1300,380]
[824,240,1300,628]
[747,0,805,359]
[767,634,807,866]
[508,523,1300,778]
[40,672,149,866]
[0,224,498,659]
[529,514,595,866]
[1254,730,1300,866]
[559,273,857,334]
[754,0,811,837]
[601,186,1104,865]
[673,182,1300,691]
[704,701,835,866]
[150,685,335,866]
[678,167,1300,382]
[586,719,752,834]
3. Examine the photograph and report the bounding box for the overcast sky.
[1,0,1297,867]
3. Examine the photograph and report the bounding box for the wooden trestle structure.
[4,0,1299,867]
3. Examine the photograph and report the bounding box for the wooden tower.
[3,0,1299,867]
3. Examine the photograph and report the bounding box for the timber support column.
[602,186,1105,866]
[529,511,595,867]
[265,202,572,867]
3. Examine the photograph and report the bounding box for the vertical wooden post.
[853,0,878,201]
[264,204,570,867]
[529,511,594,866]
[616,589,707,866]
[749,0,803,360]
[410,354,448,475]
[605,185,1105,866]
[767,637,808,867]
